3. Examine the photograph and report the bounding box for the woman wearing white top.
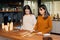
[21,5,36,32]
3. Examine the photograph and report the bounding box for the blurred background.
[0,0,60,34]
[0,0,60,40]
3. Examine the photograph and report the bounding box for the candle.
[10,22,13,31]
[7,22,9,27]
[2,23,4,30]
[5,25,8,31]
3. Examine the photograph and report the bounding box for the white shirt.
[21,14,36,31]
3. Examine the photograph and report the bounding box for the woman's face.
[25,9,30,15]
[39,7,45,15]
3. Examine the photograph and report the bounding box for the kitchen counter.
[51,21,60,34]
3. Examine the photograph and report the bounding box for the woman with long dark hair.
[34,4,52,34]
[21,5,36,32]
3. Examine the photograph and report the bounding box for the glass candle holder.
[9,22,13,31]
[2,23,4,30]
[5,25,8,31]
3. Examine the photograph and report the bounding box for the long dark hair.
[23,5,32,16]
[38,4,50,19]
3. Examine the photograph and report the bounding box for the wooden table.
[0,30,43,40]
[0,29,59,40]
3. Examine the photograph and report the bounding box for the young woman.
[34,4,52,34]
[21,5,36,32]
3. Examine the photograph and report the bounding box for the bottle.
[57,13,59,21]
[2,8,5,11]
[16,7,18,12]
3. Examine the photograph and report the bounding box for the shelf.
[0,11,22,12]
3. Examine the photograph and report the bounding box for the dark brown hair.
[38,4,50,19]
[23,5,32,16]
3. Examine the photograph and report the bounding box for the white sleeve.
[20,16,25,30]
[32,15,36,27]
